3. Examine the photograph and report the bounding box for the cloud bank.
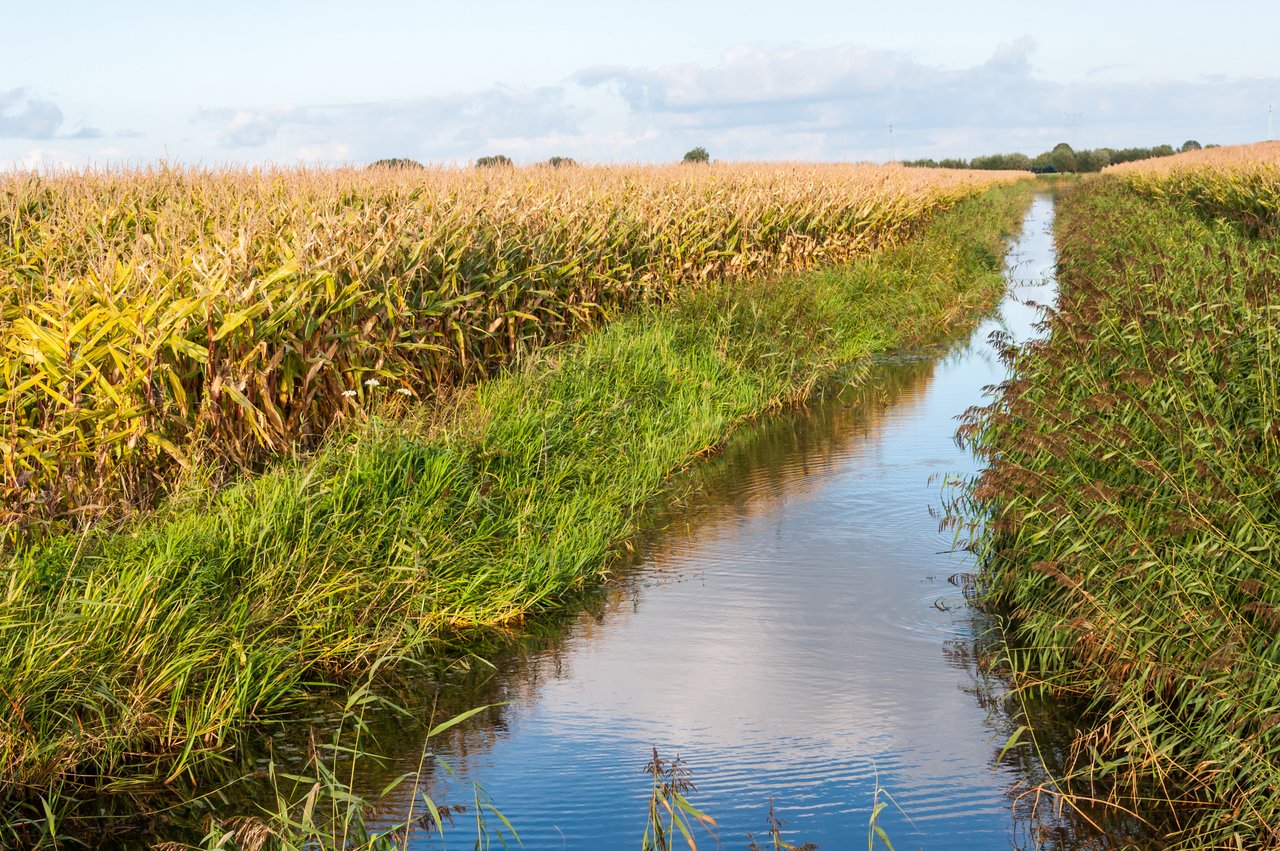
[0,88,102,140]
[6,40,1278,167]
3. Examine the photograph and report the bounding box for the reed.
[960,173,1280,847]
[0,162,1022,542]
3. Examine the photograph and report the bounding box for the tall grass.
[0,163,1022,541]
[960,174,1280,847]
[0,183,1033,836]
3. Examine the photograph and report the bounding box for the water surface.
[359,195,1091,848]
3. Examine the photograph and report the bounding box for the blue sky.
[3,0,1277,168]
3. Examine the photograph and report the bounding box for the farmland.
[1,163,1016,543]
[961,142,1280,847]
[0,163,1032,841]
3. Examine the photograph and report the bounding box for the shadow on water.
[101,194,1166,849]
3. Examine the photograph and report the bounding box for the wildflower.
[364,378,380,388]
[397,387,413,396]
[342,389,357,397]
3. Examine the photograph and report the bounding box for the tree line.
[368,148,712,170]
[906,140,1212,173]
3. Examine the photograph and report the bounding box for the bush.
[368,158,424,170]
[681,147,710,164]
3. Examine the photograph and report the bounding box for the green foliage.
[0,184,1033,831]
[971,152,1032,171]
[642,748,716,850]
[1073,147,1111,172]
[546,156,577,167]
[681,146,710,164]
[1,164,1010,540]
[1048,143,1077,174]
[474,154,513,167]
[368,158,424,170]
[908,141,1202,174]
[1180,139,1202,152]
[961,177,1280,847]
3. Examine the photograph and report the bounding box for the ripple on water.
[357,196,1122,849]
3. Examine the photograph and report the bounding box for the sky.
[3,0,1278,168]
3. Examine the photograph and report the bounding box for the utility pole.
[889,124,896,162]
[1269,104,1274,140]
[1064,112,1083,145]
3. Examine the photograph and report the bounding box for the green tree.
[546,156,577,167]
[1074,148,1111,172]
[1180,139,1203,152]
[682,146,710,164]
[971,152,1032,171]
[1049,142,1078,173]
[368,158,424,170]
[476,154,514,168]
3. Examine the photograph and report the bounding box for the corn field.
[1,162,1021,541]
[1107,140,1280,237]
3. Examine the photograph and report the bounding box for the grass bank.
[0,182,1033,838]
[961,177,1280,847]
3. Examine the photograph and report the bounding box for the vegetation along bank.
[1,162,1010,543]
[961,142,1280,848]
[0,169,1033,834]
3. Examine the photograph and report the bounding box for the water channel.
[294,193,1129,851]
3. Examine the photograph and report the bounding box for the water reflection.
[309,194,1137,849]
[129,195,1158,849]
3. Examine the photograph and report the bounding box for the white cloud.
[8,40,1277,168]
[0,89,66,138]
[570,39,1277,160]
[0,88,104,140]
[196,87,587,163]
[294,141,353,163]
[10,147,84,171]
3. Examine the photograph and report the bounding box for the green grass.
[0,182,1033,842]
[961,177,1280,848]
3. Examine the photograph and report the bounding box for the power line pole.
[1064,112,1083,145]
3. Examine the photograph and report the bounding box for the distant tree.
[476,154,514,168]
[910,140,1187,175]
[1204,143,1221,149]
[1049,142,1078,174]
[546,156,577,167]
[971,152,1032,171]
[1074,148,1111,172]
[1180,139,1203,152]
[368,158,424,170]
[682,146,711,164]
[1006,153,1033,171]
